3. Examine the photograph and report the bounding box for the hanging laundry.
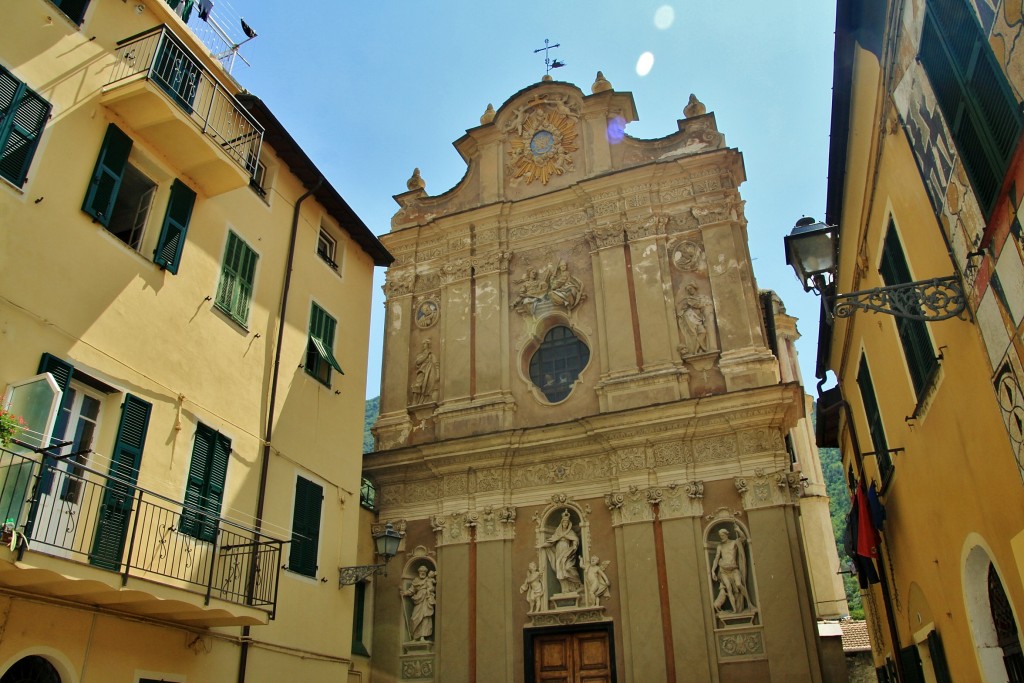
[241,19,257,39]
[198,0,213,20]
[867,480,886,531]
[855,482,880,559]
[167,0,181,7]
[180,0,195,22]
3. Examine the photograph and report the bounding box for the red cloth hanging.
[854,484,880,558]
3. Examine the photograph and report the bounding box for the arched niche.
[704,517,759,628]
[400,545,437,651]
[963,542,1023,681]
[532,499,592,610]
[0,650,77,683]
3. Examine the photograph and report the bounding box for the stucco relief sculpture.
[671,239,707,272]
[511,262,586,316]
[544,509,583,594]
[414,298,439,329]
[676,284,716,357]
[520,561,545,613]
[504,93,581,186]
[582,556,611,607]
[710,524,757,622]
[410,339,439,404]
[401,565,436,642]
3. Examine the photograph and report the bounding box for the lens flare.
[654,5,675,30]
[606,115,626,144]
[636,52,655,77]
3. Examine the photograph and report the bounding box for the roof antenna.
[533,38,565,80]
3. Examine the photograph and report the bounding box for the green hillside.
[363,396,379,454]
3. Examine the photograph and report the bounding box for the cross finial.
[533,38,565,78]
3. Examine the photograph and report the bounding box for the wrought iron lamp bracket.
[829,275,966,321]
[338,564,386,586]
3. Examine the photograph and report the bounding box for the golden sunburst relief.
[507,106,579,186]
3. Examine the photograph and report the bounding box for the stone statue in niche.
[410,339,439,404]
[511,262,586,316]
[520,561,545,613]
[401,565,436,641]
[582,555,611,607]
[677,284,715,356]
[711,525,755,615]
[543,509,582,593]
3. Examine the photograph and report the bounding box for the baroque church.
[366,73,843,682]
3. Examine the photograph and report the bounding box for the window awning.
[310,336,344,375]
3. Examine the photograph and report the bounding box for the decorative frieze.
[693,435,738,463]
[717,630,765,660]
[400,656,434,680]
[510,455,613,489]
[528,607,608,627]
[652,440,693,467]
[615,446,647,473]
[738,428,783,456]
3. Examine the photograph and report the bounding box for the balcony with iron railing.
[0,444,282,627]
[100,25,264,196]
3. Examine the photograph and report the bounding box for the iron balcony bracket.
[831,275,966,321]
[338,563,386,586]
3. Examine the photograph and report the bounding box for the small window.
[306,302,343,386]
[317,228,338,270]
[51,0,91,24]
[352,581,370,656]
[0,64,51,187]
[529,325,590,402]
[180,423,230,543]
[249,154,267,197]
[289,475,323,577]
[360,477,376,510]
[214,232,258,326]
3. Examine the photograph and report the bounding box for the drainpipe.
[817,380,905,682]
[237,177,323,683]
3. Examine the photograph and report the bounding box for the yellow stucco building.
[0,1,390,682]
[364,74,848,682]
[810,0,1024,679]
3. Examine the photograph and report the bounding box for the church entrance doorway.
[526,624,615,683]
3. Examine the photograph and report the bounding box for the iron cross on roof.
[534,38,565,76]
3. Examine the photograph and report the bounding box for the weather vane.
[534,38,565,76]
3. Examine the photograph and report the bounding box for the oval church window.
[529,326,590,403]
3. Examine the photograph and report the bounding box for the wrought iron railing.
[106,26,264,178]
[0,445,282,616]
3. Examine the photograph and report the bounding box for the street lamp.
[338,521,403,586]
[784,217,966,321]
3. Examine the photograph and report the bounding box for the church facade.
[366,75,830,682]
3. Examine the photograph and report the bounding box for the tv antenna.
[533,39,565,77]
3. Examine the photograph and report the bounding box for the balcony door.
[31,383,102,557]
[153,37,200,114]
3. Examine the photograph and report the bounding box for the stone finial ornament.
[407,168,425,191]
[684,94,706,118]
[591,71,612,94]
[480,103,496,125]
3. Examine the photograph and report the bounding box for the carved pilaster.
[431,511,472,547]
[656,481,704,520]
[604,485,655,527]
[735,468,803,510]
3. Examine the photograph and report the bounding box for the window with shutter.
[0,64,51,187]
[153,179,196,274]
[52,0,91,24]
[919,0,1023,216]
[880,222,938,398]
[180,423,230,543]
[352,580,370,656]
[215,232,259,326]
[289,476,323,577]
[91,394,151,570]
[857,356,893,481]
[305,303,343,386]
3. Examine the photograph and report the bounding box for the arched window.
[989,563,1024,682]
[529,326,590,403]
[0,656,61,683]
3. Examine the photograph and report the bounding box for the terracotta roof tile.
[840,620,872,652]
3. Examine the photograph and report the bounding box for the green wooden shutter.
[899,644,926,683]
[351,581,369,655]
[880,224,937,397]
[920,0,1023,215]
[153,179,196,274]
[289,476,322,577]
[215,232,258,324]
[35,353,75,494]
[180,424,229,543]
[82,124,132,226]
[857,356,893,479]
[0,66,51,187]
[53,0,90,24]
[91,394,151,570]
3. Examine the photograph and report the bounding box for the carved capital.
[585,225,625,250]
[473,250,512,274]
[736,468,802,510]
[475,505,517,542]
[657,482,704,520]
[606,485,655,527]
[439,258,472,284]
[625,214,669,241]
[432,511,472,546]
[383,269,415,298]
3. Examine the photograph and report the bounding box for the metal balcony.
[100,26,264,196]
[0,445,282,627]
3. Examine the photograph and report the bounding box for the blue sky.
[220,1,838,398]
